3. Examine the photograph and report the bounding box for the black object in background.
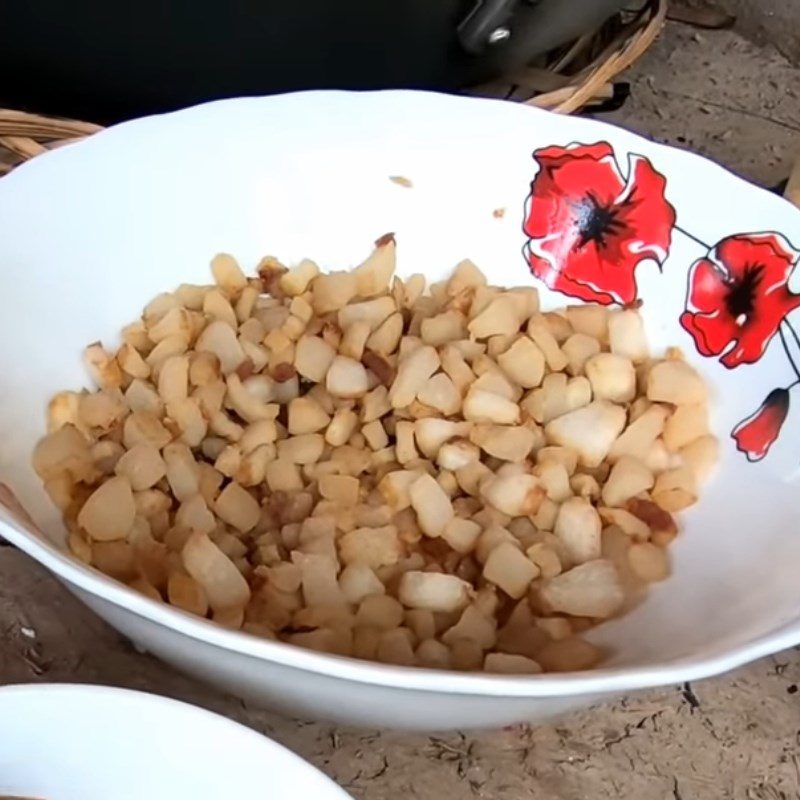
[0,0,627,124]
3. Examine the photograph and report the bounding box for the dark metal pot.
[0,0,627,124]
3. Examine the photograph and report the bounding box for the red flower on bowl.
[731,387,790,461]
[680,233,800,368]
[522,142,675,305]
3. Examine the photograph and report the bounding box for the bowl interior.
[0,91,799,672]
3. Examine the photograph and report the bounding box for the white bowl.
[1,91,799,730]
[0,683,350,799]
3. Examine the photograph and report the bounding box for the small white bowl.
[0,683,350,800]
[1,91,800,730]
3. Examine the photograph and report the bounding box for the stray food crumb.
[20,626,36,639]
[389,176,413,188]
[492,208,506,219]
[665,345,685,360]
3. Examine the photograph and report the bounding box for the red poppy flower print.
[522,142,676,305]
[731,387,790,461]
[680,233,800,368]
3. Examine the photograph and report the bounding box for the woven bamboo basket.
[0,0,664,174]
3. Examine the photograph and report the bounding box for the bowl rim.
[3,89,800,699]
[0,681,350,795]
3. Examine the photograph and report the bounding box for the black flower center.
[724,263,764,320]
[573,193,623,250]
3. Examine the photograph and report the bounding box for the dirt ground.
[600,20,800,189]
[2,18,799,800]
[718,0,800,66]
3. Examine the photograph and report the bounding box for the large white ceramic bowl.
[0,683,350,799]
[1,91,799,730]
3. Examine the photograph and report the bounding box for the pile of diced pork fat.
[32,237,717,674]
